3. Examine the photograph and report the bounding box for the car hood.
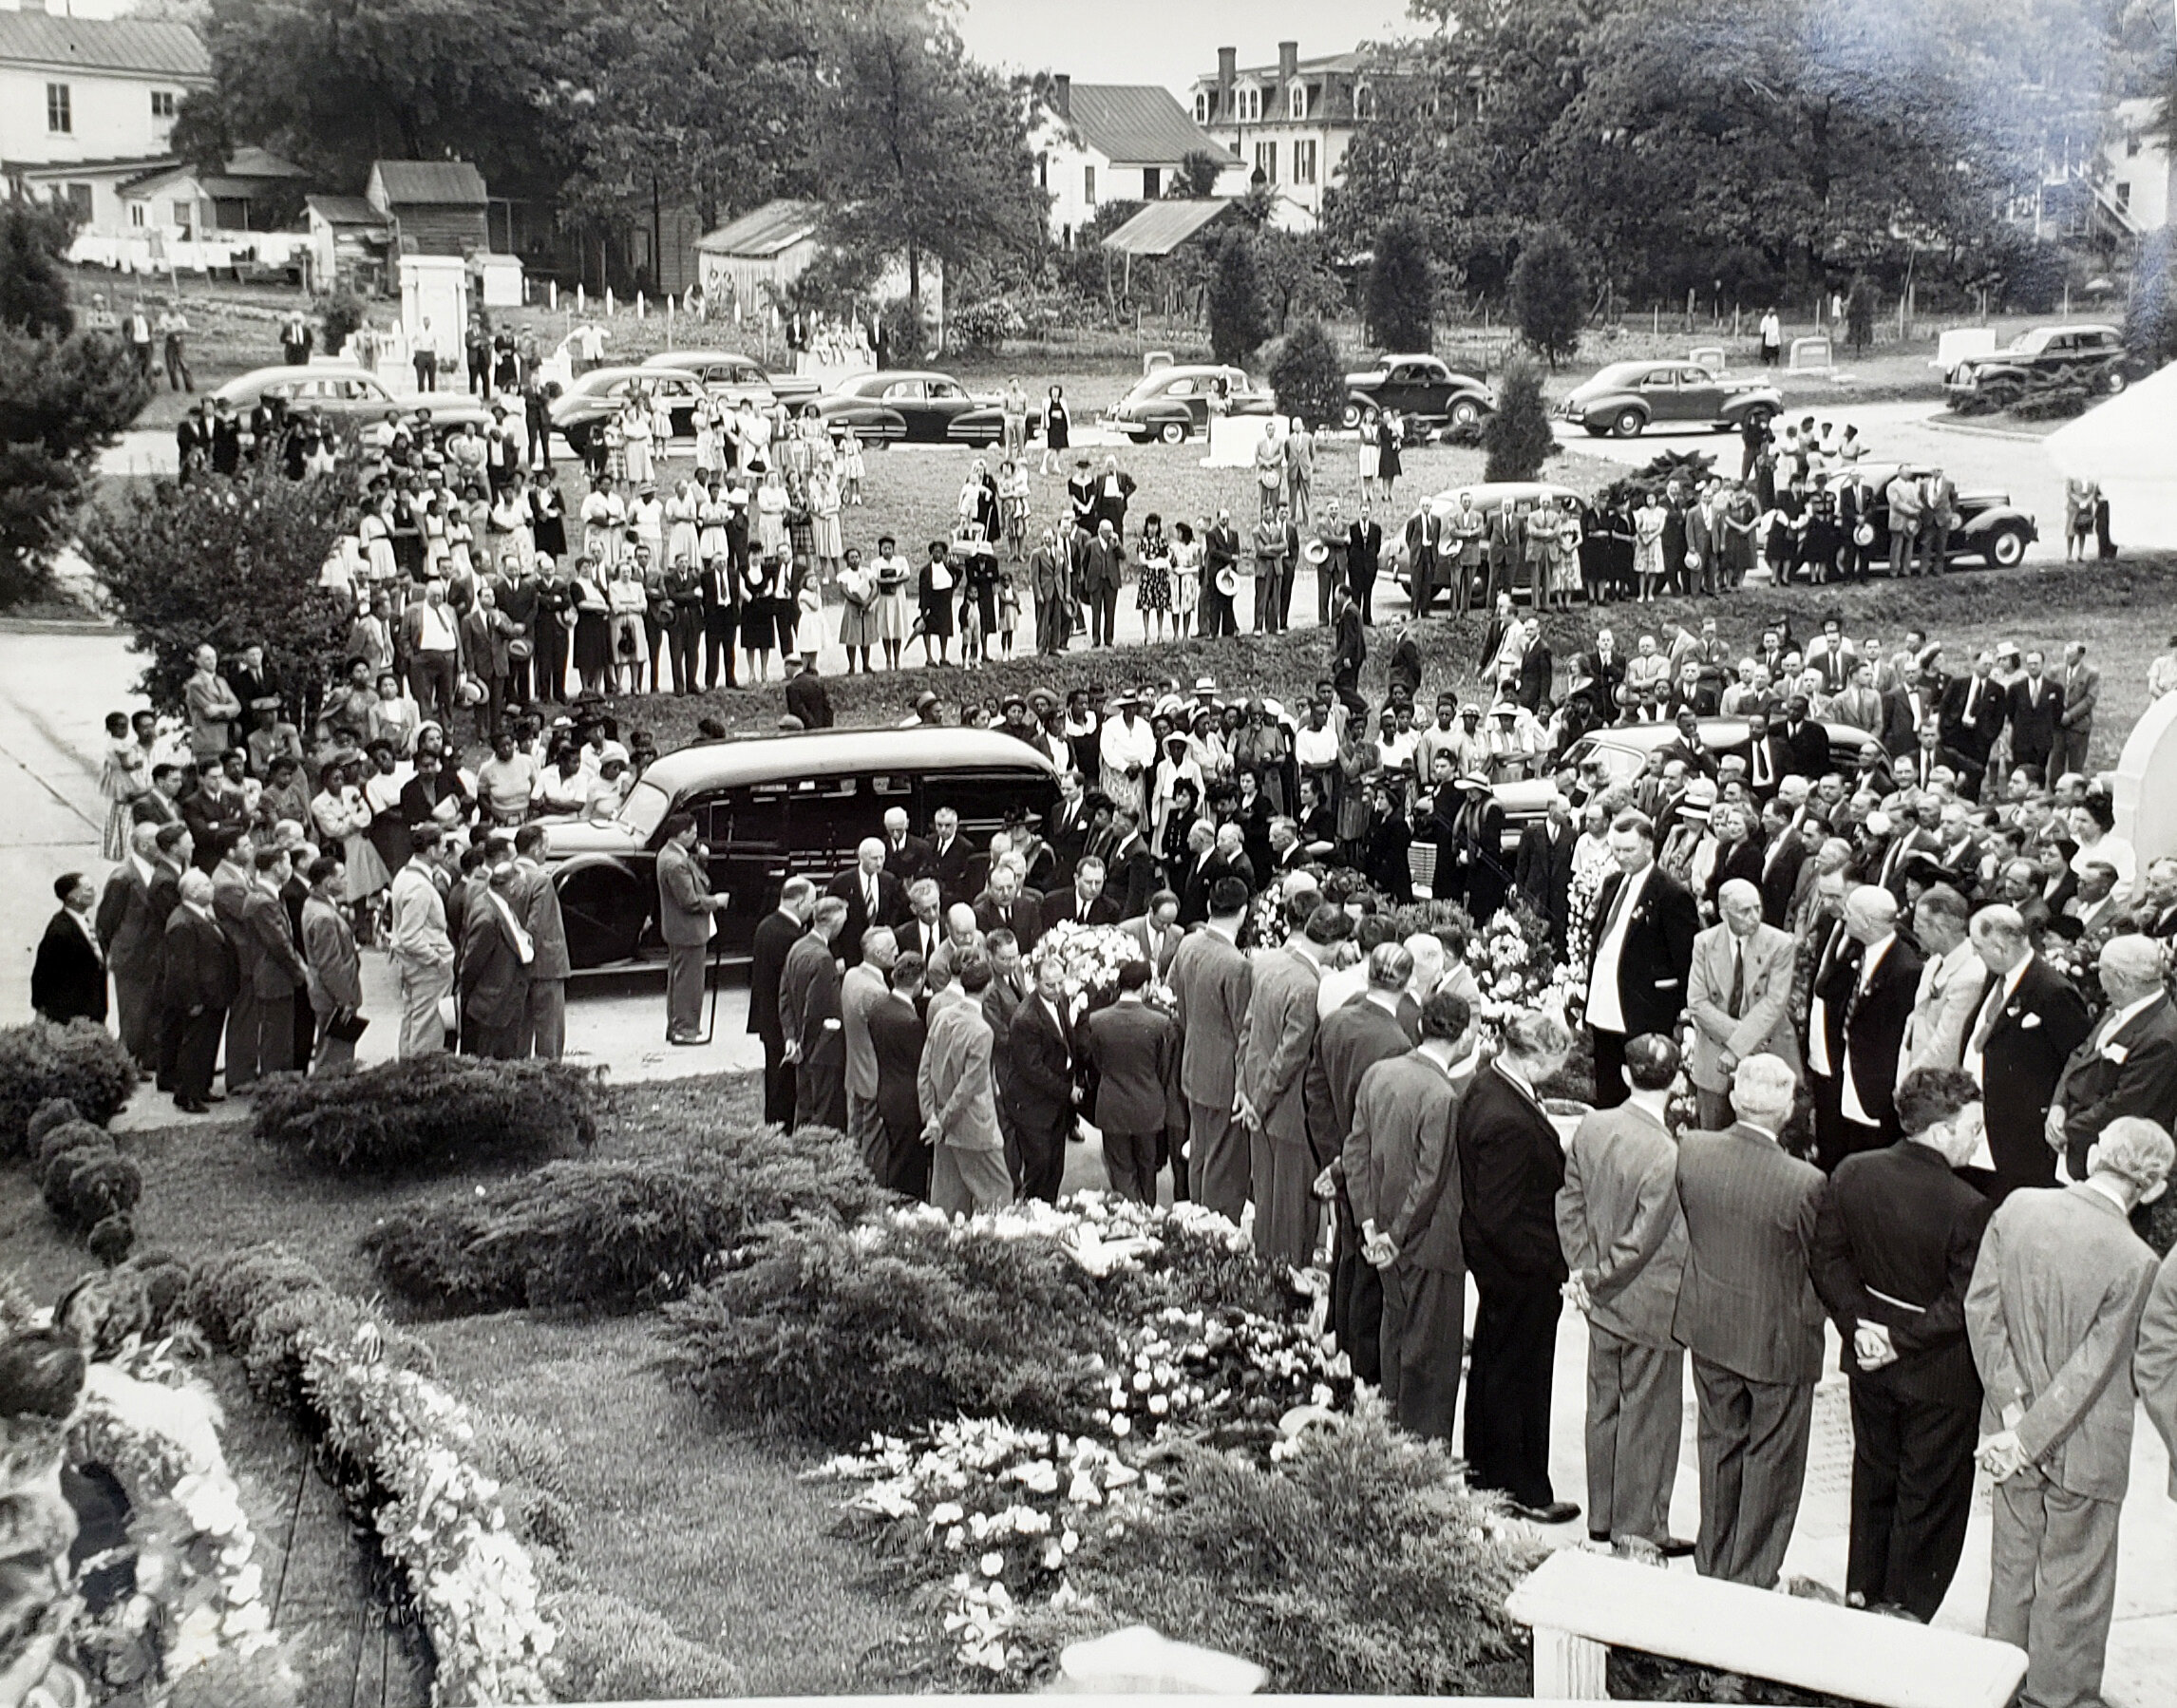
[1493,778,1557,819]
[537,814,646,858]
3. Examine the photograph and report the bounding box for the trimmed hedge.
[363,1123,884,1314]
[0,1022,137,1160]
[34,1115,138,1262]
[250,1056,599,1177]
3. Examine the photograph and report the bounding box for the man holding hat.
[1202,510,1240,638]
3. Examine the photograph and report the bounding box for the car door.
[1675,366,1725,423]
[1391,360,1441,416]
[1637,367,1681,423]
[704,783,793,948]
[925,376,972,436]
[1162,373,1201,428]
[880,376,931,439]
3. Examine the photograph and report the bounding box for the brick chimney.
[1218,47,1236,121]
[1278,41,1299,85]
[1051,73,1071,121]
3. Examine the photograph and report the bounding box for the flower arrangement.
[1100,1304,1352,1454]
[1026,921,1158,1020]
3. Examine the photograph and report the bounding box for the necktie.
[1967,678,1980,722]
[866,876,878,916]
[1969,977,2007,1058]
[1728,938,1745,1018]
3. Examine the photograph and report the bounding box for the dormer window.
[1237,83,1261,123]
[1288,81,1308,121]
[1354,83,1375,121]
[1193,90,1209,124]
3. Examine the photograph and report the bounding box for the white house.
[2025,97,2176,245]
[117,145,308,238]
[1185,41,1378,221]
[0,9,210,229]
[1032,76,1240,246]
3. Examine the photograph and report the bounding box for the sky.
[953,0,1422,91]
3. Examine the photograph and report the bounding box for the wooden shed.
[691,199,824,318]
[366,160,488,257]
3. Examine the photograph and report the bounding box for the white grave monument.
[399,254,469,381]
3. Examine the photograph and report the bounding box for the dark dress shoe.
[1656,1535,1697,1558]
[1511,1500,1581,1526]
[175,1098,208,1114]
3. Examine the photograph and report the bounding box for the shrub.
[43,1136,117,1212]
[0,1022,138,1160]
[662,1214,1113,1446]
[1206,229,1271,366]
[319,288,367,359]
[950,295,1026,353]
[186,1244,435,1411]
[251,1056,598,1177]
[363,1125,884,1314]
[25,1097,82,1151]
[548,1588,742,1701]
[1268,317,1348,429]
[1482,358,1554,483]
[1366,216,1436,352]
[34,1117,107,1166]
[1509,224,1586,370]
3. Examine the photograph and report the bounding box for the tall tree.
[1365,216,1435,351]
[812,0,1048,331]
[1481,358,1553,482]
[0,199,73,339]
[1205,230,1271,366]
[1508,225,1586,370]
[1268,318,1350,428]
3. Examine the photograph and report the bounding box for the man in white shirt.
[401,579,463,729]
[1897,884,1985,1084]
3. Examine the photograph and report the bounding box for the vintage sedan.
[212,365,492,431]
[640,348,821,408]
[1104,365,1275,444]
[541,728,1059,969]
[809,370,1007,446]
[1942,323,2126,404]
[1836,463,2039,570]
[1341,354,1494,432]
[1490,718,1891,849]
[547,366,710,458]
[1557,360,1781,438]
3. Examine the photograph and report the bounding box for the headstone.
[1690,346,1725,373]
[1204,412,1276,469]
[2111,689,2177,867]
[1934,327,1997,372]
[397,254,468,355]
[1789,336,1833,372]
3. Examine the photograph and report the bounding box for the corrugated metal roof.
[122,147,307,198]
[1060,85,1237,167]
[0,12,209,77]
[225,146,310,180]
[1098,199,1240,256]
[307,195,388,227]
[369,160,487,206]
[694,198,825,257]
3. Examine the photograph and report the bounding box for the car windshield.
[1121,373,1186,405]
[2012,330,2056,355]
[617,778,671,841]
[1588,363,1653,388]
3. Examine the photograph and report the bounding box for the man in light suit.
[1170,879,1253,1223]
[1684,879,1796,1130]
[2140,1240,2177,1512]
[842,926,899,1178]
[1558,1033,1691,1553]
[921,952,1012,1214]
[1585,810,1699,1110]
[1306,941,1421,1383]
[781,896,848,1131]
[2049,935,2177,1184]
[97,823,165,1064]
[1675,1053,1827,1588]
[1813,1068,1992,1623]
[1895,886,1985,1085]
[1964,904,2091,1197]
[1968,1119,2170,1708]
[1350,990,1475,1441]
[656,812,727,1046]
[512,823,569,1060]
[1239,900,1345,1268]
[2054,639,2098,782]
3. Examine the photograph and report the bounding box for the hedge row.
[250,1056,599,1177]
[0,1022,137,1160]
[28,1099,139,1262]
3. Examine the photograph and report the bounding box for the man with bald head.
[1808,885,1922,1170]
[926,902,986,990]
[1965,903,2090,1197]
[1686,878,1797,1131]
[2048,934,2177,1186]
[826,836,906,968]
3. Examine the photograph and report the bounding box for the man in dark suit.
[827,838,908,968]
[241,849,309,1077]
[1773,694,1828,780]
[31,873,106,1026]
[1350,990,1474,1442]
[2005,651,2064,785]
[879,807,931,884]
[1514,794,1577,952]
[1581,630,1628,714]
[868,957,931,1199]
[1457,1010,1580,1525]
[1514,621,1552,715]
[1813,1069,1992,1622]
[1170,879,1253,1222]
[748,880,812,1124]
[161,869,236,1111]
[1756,798,1805,929]
[1675,1053,1827,1588]
[1960,903,2091,1196]
[96,824,163,1062]
[1937,652,2007,799]
[1082,958,1183,1202]
[1808,885,1923,1169]
[1045,772,1090,890]
[512,824,571,1060]
[972,864,1043,955]
[781,896,849,1131]
[922,807,974,909]
[2050,934,2177,1183]
[1104,807,1158,921]
[145,825,190,1090]
[1008,953,1078,1201]
[1305,942,1421,1383]
[1584,811,1699,1110]
[1040,857,1120,934]
[1559,1034,1691,1553]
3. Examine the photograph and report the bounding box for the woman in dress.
[1564,797,1616,982]
[873,535,911,672]
[810,466,845,587]
[580,475,621,567]
[917,541,956,667]
[359,498,398,585]
[837,547,877,674]
[1232,766,1275,879]
[97,712,145,862]
[618,395,653,487]
[664,480,701,573]
[1134,512,1173,643]
[692,399,722,482]
[1376,411,1404,504]
[740,550,783,684]
[310,759,389,922]
[839,427,866,505]
[528,471,567,562]
[1169,520,1202,639]
[2065,476,2095,563]
[696,478,730,570]
[997,458,1031,560]
[2069,792,2136,894]
[1040,385,1070,476]
[487,484,532,573]
[1232,702,1289,817]
[1357,410,1382,502]
[606,559,648,694]
[569,557,613,697]
[366,672,419,757]
[1633,492,1666,602]
[755,466,790,562]
[1548,499,1582,612]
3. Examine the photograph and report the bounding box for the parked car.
[547,366,708,459]
[640,349,822,408]
[542,729,1058,968]
[1489,718,1890,849]
[212,365,492,432]
[1556,360,1781,438]
[1341,355,1494,432]
[1941,323,2126,406]
[809,370,1007,446]
[1838,463,2039,569]
[1385,480,1588,601]
[1103,365,1275,444]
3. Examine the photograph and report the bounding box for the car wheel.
[1341,401,1364,429]
[556,864,647,969]
[1612,408,1646,438]
[1160,420,1188,446]
[1986,525,2029,569]
[1450,399,1480,428]
[2107,369,2129,395]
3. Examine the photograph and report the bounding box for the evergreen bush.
[1481,358,1554,483]
[364,1125,883,1313]
[1206,230,1271,366]
[1268,318,1349,429]
[1508,224,1586,371]
[0,1022,138,1159]
[250,1056,598,1177]
[1365,217,1435,352]
[25,1098,83,1151]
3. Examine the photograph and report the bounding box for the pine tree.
[1206,229,1271,366]
[1508,225,1586,371]
[1365,217,1434,352]
[0,200,74,338]
[1481,359,1553,483]
[1268,318,1348,428]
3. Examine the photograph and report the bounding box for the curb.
[0,617,118,635]
[1920,415,2051,444]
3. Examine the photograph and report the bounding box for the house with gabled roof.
[1031,75,1240,246]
